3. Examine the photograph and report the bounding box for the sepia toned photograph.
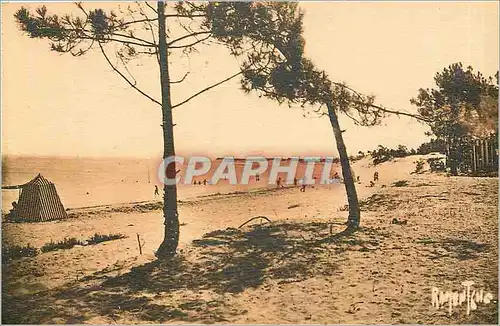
[1,1,498,324]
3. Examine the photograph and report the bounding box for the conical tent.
[16,174,68,222]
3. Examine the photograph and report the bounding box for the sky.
[1,1,498,158]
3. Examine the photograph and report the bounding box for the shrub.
[427,157,446,172]
[392,180,409,187]
[338,204,349,212]
[414,159,425,174]
[416,138,446,155]
[87,233,126,245]
[41,237,84,253]
[371,144,412,165]
[349,152,365,163]
[2,244,38,263]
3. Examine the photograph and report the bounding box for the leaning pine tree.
[15,1,306,257]
[240,57,374,229]
[218,19,431,229]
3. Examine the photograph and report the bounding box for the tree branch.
[165,13,206,18]
[169,33,212,49]
[76,2,89,19]
[172,70,244,109]
[70,38,94,56]
[117,50,137,85]
[76,2,157,40]
[112,32,157,47]
[167,31,211,47]
[138,3,160,64]
[331,81,433,123]
[114,18,159,29]
[354,101,433,123]
[98,41,161,106]
[171,72,189,84]
[144,1,157,14]
[342,109,364,125]
[50,27,157,49]
[184,1,207,13]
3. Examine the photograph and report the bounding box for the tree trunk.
[472,140,477,174]
[326,101,360,229]
[447,138,459,176]
[156,1,180,259]
[483,139,488,169]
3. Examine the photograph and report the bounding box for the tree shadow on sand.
[3,222,386,324]
[417,237,490,261]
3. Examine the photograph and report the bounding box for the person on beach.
[373,171,379,182]
[293,177,298,186]
[154,185,160,197]
[203,179,207,185]
[277,177,285,188]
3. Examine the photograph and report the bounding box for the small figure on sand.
[373,171,379,182]
[203,179,207,185]
[369,181,375,187]
[154,185,160,197]
[256,173,260,182]
[293,177,298,186]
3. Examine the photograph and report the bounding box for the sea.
[1,155,339,212]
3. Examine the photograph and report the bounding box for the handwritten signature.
[431,281,494,316]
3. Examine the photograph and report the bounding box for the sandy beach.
[2,156,498,324]
[2,1,497,325]
[1,156,340,211]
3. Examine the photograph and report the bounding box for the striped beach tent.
[16,174,68,222]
